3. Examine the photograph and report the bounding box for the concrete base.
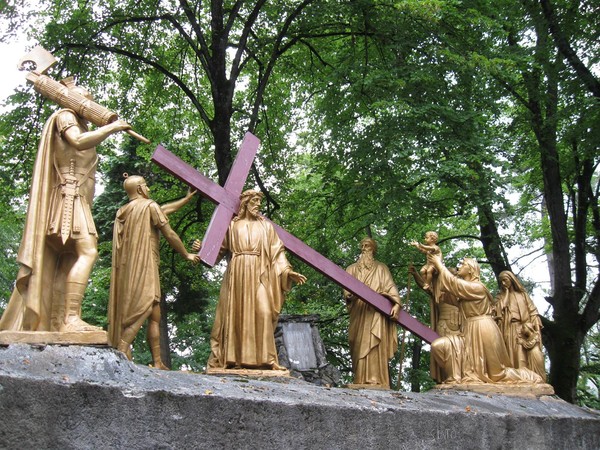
[0,344,598,449]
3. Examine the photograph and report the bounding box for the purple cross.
[152,133,439,343]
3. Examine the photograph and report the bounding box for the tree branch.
[538,0,600,98]
[229,0,268,82]
[90,13,211,78]
[247,0,317,131]
[178,0,212,79]
[581,279,600,332]
[438,234,482,245]
[61,43,212,127]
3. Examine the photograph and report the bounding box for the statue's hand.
[185,188,197,200]
[290,271,307,285]
[390,303,401,321]
[185,253,200,264]
[191,239,202,252]
[110,119,132,133]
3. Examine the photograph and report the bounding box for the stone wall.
[0,344,599,449]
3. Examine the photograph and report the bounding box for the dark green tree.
[1,0,598,404]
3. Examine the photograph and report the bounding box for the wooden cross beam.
[151,133,439,344]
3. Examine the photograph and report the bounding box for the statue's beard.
[357,250,374,271]
[241,203,260,219]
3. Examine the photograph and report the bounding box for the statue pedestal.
[206,367,290,377]
[433,382,555,397]
[345,383,390,390]
[0,330,108,346]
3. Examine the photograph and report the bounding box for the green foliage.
[80,242,111,329]
[0,0,598,402]
[0,214,20,309]
[578,324,600,409]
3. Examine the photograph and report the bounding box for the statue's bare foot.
[60,317,103,332]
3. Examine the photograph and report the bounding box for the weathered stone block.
[0,345,598,449]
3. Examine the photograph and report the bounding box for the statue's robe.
[0,109,96,331]
[344,261,401,388]
[429,291,463,383]
[432,267,542,384]
[208,217,293,369]
[108,198,167,347]
[495,277,545,380]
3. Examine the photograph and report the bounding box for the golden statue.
[428,254,543,384]
[343,238,402,388]
[0,87,131,333]
[409,264,462,383]
[108,176,198,369]
[410,230,458,382]
[410,231,442,292]
[0,47,150,343]
[196,190,306,371]
[495,270,546,381]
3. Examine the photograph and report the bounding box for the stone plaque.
[281,322,317,370]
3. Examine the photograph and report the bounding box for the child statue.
[410,231,442,291]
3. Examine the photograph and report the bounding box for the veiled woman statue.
[495,271,546,381]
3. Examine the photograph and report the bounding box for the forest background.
[0,0,598,407]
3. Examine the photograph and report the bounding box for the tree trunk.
[209,0,234,186]
[543,316,584,402]
[411,338,422,393]
[478,204,511,277]
[211,114,233,186]
[514,2,586,401]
